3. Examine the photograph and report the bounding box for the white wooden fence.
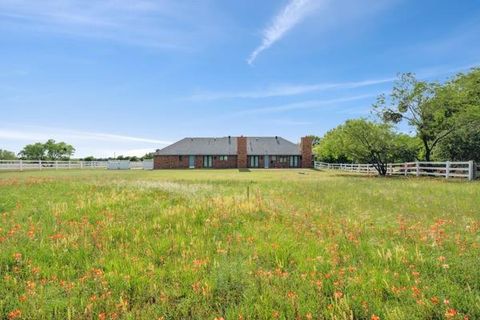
[315,161,478,181]
[0,160,154,171]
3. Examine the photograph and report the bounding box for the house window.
[279,156,288,163]
[289,156,299,167]
[219,155,228,161]
[248,156,259,168]
[203,156,213,168]
[271,156,277,161]
[179,155,183,162]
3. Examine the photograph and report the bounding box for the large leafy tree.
[44,139,75,160]
[373,73,458,161]
[315,119,419,175]
[18,142,47,160]
[432,68,480,161]
[19,140,75,160]
[0,149,17,160]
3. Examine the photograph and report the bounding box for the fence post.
[55,161,58,170]
[404,163,407,176]
[39,160,42,170]
[416,161,420,177]
[445,161,450,179]
[81,161,84,169]
[20,160,23,171]
[468,161,474,181]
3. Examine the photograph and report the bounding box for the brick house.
[154,136,313,169]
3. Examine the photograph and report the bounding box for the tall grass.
[0,169,479,319]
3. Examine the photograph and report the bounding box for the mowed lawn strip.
[0,169,479,319]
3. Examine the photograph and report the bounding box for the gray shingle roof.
[155,137,237,155]
[155,136,301,156]
[246,137,300,155]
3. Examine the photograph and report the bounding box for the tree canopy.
[18,140,75,160]
[315,119,419,175]
[0,149,17,160]
[373,69,480,161]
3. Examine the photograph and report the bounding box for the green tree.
[314,129,352,163]
[44,139,75,160]
[432,68,480,161]
[18,142,47,160]
[141,152,155,160]
[0,149,17,160]
[373,73,458,161]
[19,140,75,160]
[315,119,419,175]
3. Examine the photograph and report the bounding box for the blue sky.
[0,0,479,157]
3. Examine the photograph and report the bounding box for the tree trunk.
[422,139,431,161]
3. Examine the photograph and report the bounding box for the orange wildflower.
[13,253,22,261]
[49,233,64,240]
[445,308,457,318]
[371,315,380,320]
[287,291,297,299]
[8,309,21,320]
[98,312,107,320]
[334,291,343,299]
[430,296,439,304]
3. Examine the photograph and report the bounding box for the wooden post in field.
[404,163,407,176]
[468,161,475,181]
[39,160,42,170]
[416,161,420,177]
[80,161,84,169]
[445,161,450,179]
[55,161,58,170]
[19,160,23,171]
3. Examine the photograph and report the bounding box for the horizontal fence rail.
[315,161,478,181]
[0,160,154,171]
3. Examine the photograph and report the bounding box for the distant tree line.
[81,153,154,162]
[314,68,480,175]
[1,140,76,160]
[0,140,155,161]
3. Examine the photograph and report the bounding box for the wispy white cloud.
[0,127,171,145]
[247,0,322,64]
[0,0,218,49]
[0,125,172,157]
[189,77,393,101]
[233,93,375,116]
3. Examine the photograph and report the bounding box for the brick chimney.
[300,136,313,168]
[237,136,247,168]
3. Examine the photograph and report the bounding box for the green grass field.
[0,169,479,320]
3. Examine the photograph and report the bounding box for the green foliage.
[18,140,75,160]
[374,69,480,161]
[141,152,155,160]
[18,142,47,160]
[0,149,16,160]
[314,129,352,163]
[431,68,480,161]
[433,125,480,161]
[0,169,479,319]
[315,119,419,175]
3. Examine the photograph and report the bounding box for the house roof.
[155,137,238,156]
[246,137,300,155]
[155,136,301,156]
